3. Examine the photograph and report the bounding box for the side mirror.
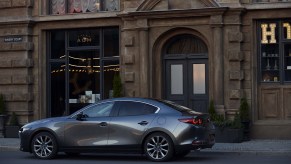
[76,112,85,121]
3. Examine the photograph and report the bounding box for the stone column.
[210,15,225,114]
[138,19,149,97]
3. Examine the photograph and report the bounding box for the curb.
[0,146,19,152]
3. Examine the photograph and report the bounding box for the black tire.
[144,132,174,162]
[31,132,58,159]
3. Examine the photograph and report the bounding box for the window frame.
[47,27,120,117]
[258,19,291,84]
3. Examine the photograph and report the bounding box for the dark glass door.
[165,59,208,113]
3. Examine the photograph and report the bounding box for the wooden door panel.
[283,89,291,119]
[260,89,281,120]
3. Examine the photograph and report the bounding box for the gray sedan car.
[19,97,215,162]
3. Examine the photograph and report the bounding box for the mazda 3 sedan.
[19,97,215,162]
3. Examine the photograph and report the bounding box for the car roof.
[102,97,159,104]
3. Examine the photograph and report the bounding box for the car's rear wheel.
[31,132,58,159]
[144,132,174,162]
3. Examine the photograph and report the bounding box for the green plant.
[208,100,216,121]
[208,100,229,128]
[9,112,19,126]
[230,112,243,129]
[240,97,250,122]
[0,94,5,115]
[213,115,231,128]
[113,73,122,98]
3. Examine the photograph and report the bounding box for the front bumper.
[19,128,32,152]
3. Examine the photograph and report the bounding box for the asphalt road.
[1,151,290,164]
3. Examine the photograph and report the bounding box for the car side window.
[82,102,114,118]
[118,101,157,116]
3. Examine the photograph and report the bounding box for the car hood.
[23,116,68,128]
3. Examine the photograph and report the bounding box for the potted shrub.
[209,100,243,143]
[0,94,6,138]
[5,112,20,138]
[113,73,122,98]
[240,97,250,141]
[227,112,244,143]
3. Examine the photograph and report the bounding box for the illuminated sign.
[261,23,277,44]
[283,23,291,39]
[77,34,92,43]
[261,22,291,44]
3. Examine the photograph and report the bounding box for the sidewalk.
[202,140,291,154]
[1,138,291,154]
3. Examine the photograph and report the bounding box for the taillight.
[179,118,203,125]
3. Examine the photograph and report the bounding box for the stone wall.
[0,0,34,124]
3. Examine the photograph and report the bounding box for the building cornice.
[119,7,229,20]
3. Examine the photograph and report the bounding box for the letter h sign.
[261,23,277,44]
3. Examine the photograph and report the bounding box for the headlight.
[19,127,31,133]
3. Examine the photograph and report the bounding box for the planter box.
[5,126,20,138]
[0,115,6,138]
[215,127,243,143]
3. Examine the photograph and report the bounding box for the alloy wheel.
[145,133,174,161]
[32,132,57,159]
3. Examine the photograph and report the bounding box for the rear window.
[157,100,201,115]
[117,101,158,116]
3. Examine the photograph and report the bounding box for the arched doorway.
[163,34,209,112]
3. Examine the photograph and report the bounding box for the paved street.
[1,138,291,163]
[0,151,290,164]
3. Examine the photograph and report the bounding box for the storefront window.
[48,27,119,116]
[259,20,291,83]
[51,31,65,59]
[50,63,66,117]
[42,0,120,15]
[103,60,120,99]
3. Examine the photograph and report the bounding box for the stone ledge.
[12,59,34,68]
[12,75,33,84]
[0,0,11,9]
[228,32,243,43]
[230,71,244,80]
[0,93,33,102]
[124,36,135,47]
[124,54,135,64]
[0,76,12,84]
[0,59,33,68]
[228,50,244,61]
[0,60,12,68]
[229,89,244,100]
[124,72,135,82]
[0,42,34,51]
[0,0,33,8]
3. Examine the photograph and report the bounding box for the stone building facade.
[0,0,291,139]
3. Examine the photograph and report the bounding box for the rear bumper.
[176,133,215,152]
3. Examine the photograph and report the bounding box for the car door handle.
[99,122,107,127]
[138,121,148,126]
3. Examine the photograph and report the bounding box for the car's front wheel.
[144,132,174,162]
[31,132,58,159]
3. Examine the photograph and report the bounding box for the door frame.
[163,56,209,110]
